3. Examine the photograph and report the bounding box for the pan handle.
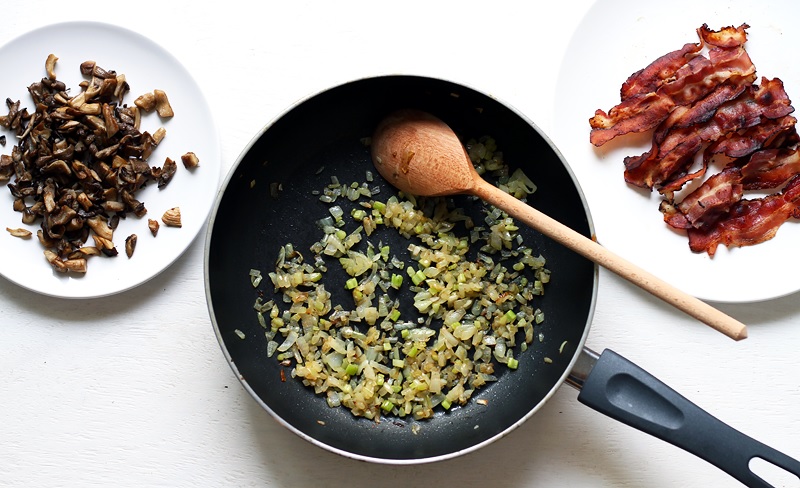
[569,347,800,487]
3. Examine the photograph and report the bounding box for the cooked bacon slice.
[697,23,749,48]
[636,84,745,192]
[660,45,755,106]
[623,78,794,191]
[653,82,747,138]
[660,166,743,230]
[662,147,800,232]
[714,77,793,130]
[620,42,702,100]
[706,115,797,159]
[686,174,800,256]
[589,93,675,147]
[590,26,756,147]
[741,147,800,190]
[591,23,800,256]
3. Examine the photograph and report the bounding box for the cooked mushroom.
[43,250,87,273]
[148,218,159,237]
[134,92,156,112]
[161,207,182,227]
[156,157,177,188]
[181,152,199,169]
[0,56,200,274]
[102,103,119,138]
[6,227,32,238]
[152,127,166,145]
[86,216,114,240]
[73,246,101,257]
[125,234,137,258]
[63,258,88,273]
[153,89,174,118]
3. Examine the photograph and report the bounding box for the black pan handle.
[569,348,800,487]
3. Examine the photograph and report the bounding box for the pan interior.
[206,75,596,462]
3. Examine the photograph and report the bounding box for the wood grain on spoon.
[371,109,748,341]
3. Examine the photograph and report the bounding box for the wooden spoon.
[370,109,748,341]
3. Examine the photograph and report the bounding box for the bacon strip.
[662,147,800,233]
[697,23,749,48]
[589,26,755,147]
[714,77,793,130]
[620,42,702,100]
[591,23,800,256]
[623,78,794,191]
[686,174,800,256]
[705,115,797,159]
[660,166,744,230]
[661,45,755,106]
[741,147,800,190]
[589,94,675,147]
[637,83,750,193]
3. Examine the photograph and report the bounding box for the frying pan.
[204,75,800,486]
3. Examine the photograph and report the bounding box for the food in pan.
[250,137,552,421]
[0,55,196,273]
[590,24,800,256]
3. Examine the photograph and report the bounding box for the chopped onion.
[249,135,553,421]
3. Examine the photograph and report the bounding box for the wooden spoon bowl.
[371,109,748,341]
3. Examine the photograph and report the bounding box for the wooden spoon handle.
[472,179,748,341]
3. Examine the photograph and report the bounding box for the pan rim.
[203,73,600,464]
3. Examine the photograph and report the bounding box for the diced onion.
[249,135,554,421]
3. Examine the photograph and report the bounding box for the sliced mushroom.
[102,103,119,138]
[1,56,196,274]
[6,227,32,238]
[78,103,102,115]
[113,74,128,102]
[153,89,174,118]
[92,234,117,256]
[161,207,182,227]
[134,92,156,112]
[86,216,114,240]
[74,246,101,257]
[45,54,59,80]
[152,127,166,145]
[63,258,88,273]
[125,234,137,258]
[181,151,199,169]
[79,60,96,76]
[156,157,177,188]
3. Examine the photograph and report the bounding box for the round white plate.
[0,21,221,298]
[553,0,800,303]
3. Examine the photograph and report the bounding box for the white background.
[1,1,799,487]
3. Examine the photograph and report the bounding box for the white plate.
[553,0,800,303]
[0,21,221,298]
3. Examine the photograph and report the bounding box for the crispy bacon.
[660,166,744,230]
[662,147,800,232]
[686,174,800,256]
[705,115,797,158]
[661,45,755,106]
[620,42,702,100]
[589,93,675,147]
[623,78,794,191]
[715,77,793,130]
[592,23,800,256]
[741,147,800,190]
[661,82,747,131]
[589,26,756,147]
[697,23,749,48]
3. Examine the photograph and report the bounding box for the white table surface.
[2,1,799,487]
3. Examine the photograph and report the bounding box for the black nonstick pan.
[204,75,800,486]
